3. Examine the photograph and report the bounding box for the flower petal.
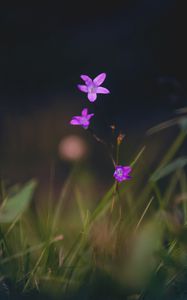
[81,119,90,129]
[93,73,106,86]
[70,117,81,125]
[82,120,89,126]
[77,84,88,93]
[88,93,97,102]
[82,125,89,129]
[96,87,110,94]
[81,108,88,116]
[123,166,132,174]
[80,75,92,85]
[87,113,94,120]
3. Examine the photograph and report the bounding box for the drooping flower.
[77,73,110,102]
[113,165,132,182]
[70,108,94,129]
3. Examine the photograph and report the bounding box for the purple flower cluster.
[70,72,132,183]
[70,73,109,129]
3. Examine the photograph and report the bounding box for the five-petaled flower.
[70,108,94,129]
[113,165,132,182]
[78,73,110,102]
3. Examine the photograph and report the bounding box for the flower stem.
[88,128,115,166]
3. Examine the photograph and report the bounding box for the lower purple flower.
[113,165,132,182]
[70,108,94,129]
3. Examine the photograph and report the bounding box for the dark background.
[0,1,187,110]
[0,0,187,181]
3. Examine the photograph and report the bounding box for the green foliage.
[0,180,37,223]
[179,117,187,132]
[150,157,187,182]
[1,119,187,299]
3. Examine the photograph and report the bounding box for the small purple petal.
[77,84,88,93]
[70,118,80,125]
[81,108,88,116]
[80,75,92,85]
[82,125,89,129]
[88,92,97,102]
[87,113,94,120]
[123,166,132,174]
[96,87,110,94]
[93,73,106,86]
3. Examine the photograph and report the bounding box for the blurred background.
[0,0,186,186]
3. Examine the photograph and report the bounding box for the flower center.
[88,85,96,94]
[116,168,123,177]
[81,116,88,125]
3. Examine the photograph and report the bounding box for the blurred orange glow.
[58,135,88,161]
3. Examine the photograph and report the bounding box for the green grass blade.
[0,180,37,223]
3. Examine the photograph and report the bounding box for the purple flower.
[113,165,132,182]
[70,108,94,129]
[77,73,110,102]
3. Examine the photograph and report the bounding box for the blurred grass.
[0,115,187,299]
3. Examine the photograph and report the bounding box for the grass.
[0,112,187,299]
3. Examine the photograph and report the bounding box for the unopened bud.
[117,133,125,145]
[110,124,116,132]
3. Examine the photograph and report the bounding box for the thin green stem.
[151,182,163,208]
[134,197,154,233]
[140,131,187,204]
[158,131,187,169]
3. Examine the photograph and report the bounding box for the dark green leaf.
[150,157,187,182]
[0,180,37,223]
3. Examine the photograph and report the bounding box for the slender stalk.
[134,197,154,233]
[158,131,187,169]
[140,131,187,204]
[0,236,63,265]
[51,166,77,234]
[23,247,46,292]
[151,182,163,208]
[179,169,187,224]
[88,128,115,166]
